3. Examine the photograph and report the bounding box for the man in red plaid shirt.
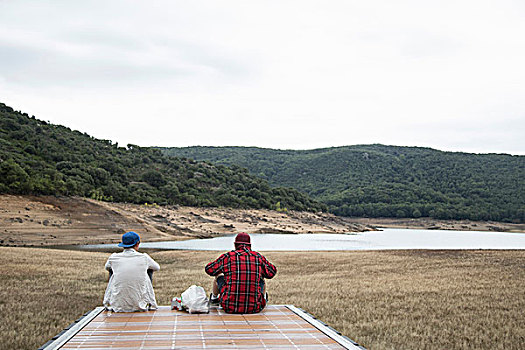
[205,233,277,313]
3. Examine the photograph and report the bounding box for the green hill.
[0,103,325,212]
[160,145,525,223]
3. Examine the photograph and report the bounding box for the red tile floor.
[52,305,360,349]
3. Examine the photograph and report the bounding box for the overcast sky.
[1,0,524,154]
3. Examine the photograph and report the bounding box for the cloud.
[0,0,524,154]
[0,32,252,89]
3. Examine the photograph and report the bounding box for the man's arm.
[260,255,277,279]
[105,256,113,281]
[145,253,160,271]
[105,255,113,271]
[205,253,226,276]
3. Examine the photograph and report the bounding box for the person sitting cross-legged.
[103,231,160,312]
[205,232,277,313]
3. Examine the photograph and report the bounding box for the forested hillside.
[0,103,325,212]
[161,146,525,223]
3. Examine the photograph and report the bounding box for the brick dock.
[41,305,365,349]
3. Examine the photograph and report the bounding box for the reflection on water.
[81,228,525,251]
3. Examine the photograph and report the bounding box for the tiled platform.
[44,305,363,349]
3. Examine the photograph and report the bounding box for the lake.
[82,228,525,251]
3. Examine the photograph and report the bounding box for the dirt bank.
[349,217,525,233]
[3,195,521,247]
[0,195,373,247]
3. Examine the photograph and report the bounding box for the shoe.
[209,293,220,306]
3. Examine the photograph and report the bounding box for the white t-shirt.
[103,248,160,312]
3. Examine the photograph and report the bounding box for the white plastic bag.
[181,285,209,314]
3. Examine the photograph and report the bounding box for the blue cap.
[118,231,140,248]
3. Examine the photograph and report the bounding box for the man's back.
[104,248,160,312]
[205,246,277,313]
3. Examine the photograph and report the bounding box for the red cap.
[234,232,251,246]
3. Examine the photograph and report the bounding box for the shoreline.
[0,194,374,247]
[349,217,525,233]
[1,194,523,247]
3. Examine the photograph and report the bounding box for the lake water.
[82,228,525,251]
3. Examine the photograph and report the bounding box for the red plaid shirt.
[205,245,277,313]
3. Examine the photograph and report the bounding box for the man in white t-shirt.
[103,231,160,312]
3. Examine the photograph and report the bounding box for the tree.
[412,208,422,218]
[142,170,166,188]
[0,159,32,193]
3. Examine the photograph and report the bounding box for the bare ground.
[0,195,373,247]
[1,247,524,350]
[348,217,525,233]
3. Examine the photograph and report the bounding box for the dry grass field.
[1,247,524,350]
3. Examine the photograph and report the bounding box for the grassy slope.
[1,247,524,350]
[0,103,325,212]
[161,145,525,223]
